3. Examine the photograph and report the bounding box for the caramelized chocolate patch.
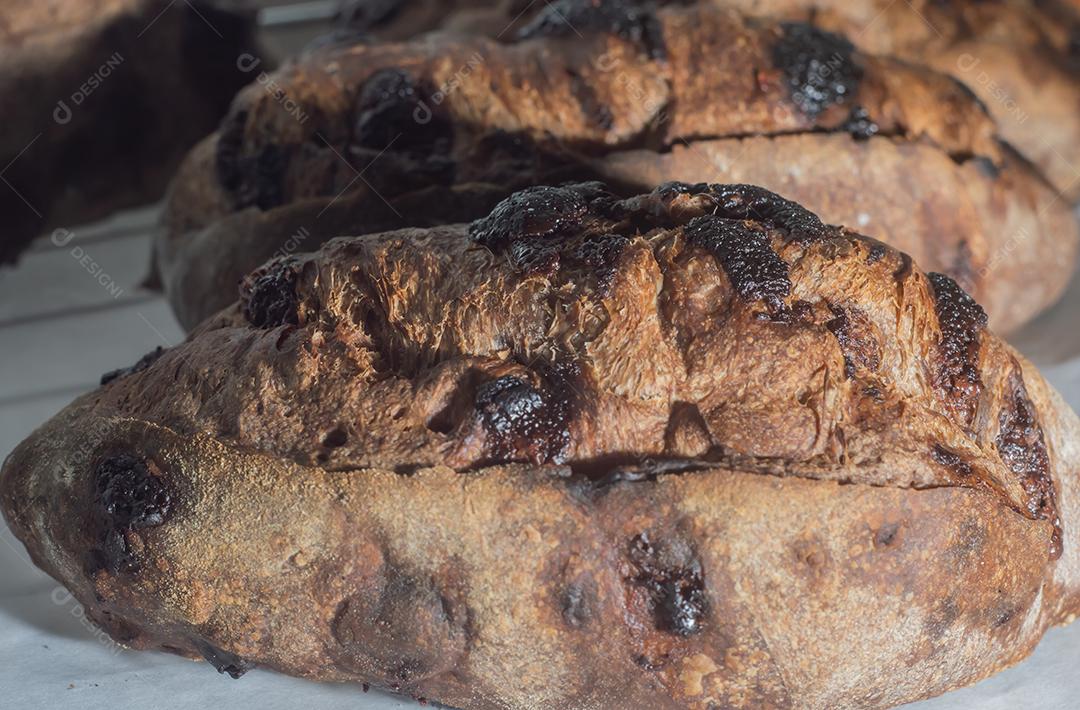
[773,22,862,118]
[708,184,831,242]
[684,214,790,313]
[517,0,666,59]
[195,639,255,679]
[353,68,452,153]
[469,183,613,273]
[100,346,165,386]
[626,532,707,636]
[88,454,172,575]
[931,445,973,478]
[215,109,290,211]
[928,272,987,426]
[571,232,630,294]
[475,362,582,465]
[997,368,1061,559]
[95,455,172,530]
[240,257,301,329]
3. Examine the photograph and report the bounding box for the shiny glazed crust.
[158,1,1079,331]
[5,182,1080,709]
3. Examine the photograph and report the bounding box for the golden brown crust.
[158,1,1079,331]
[5,182,1080,709]
[0,0,262,263]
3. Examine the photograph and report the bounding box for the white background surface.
[0,206,1078,710]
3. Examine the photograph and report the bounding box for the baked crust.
[330,0,1080,199]
[6,181,1080,709]
[0,0,263,263]
[158,1,1079,331]
[714,0,1080,200]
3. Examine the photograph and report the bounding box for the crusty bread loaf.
[6,181,1080,709]
[330,0,1080,200]
[158,1,1079,331]
[0,0,262,263]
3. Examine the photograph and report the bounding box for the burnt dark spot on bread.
[997,367,1062,559]
[654,180,709,201]
[100,347,165,386]
[475,362,581,465]
[627,532,707,637]
[842,106,879,139]
[518,0,666,60]
[708,184,831,243]
[194,638,255,679]
[570,232,630,294]
[469,183,613,273]
[215,109,290,211]
[240,257,301,329]
[353,68,452,154]
[932,445,974,478]
[773,22,862,118]
[95,454,172,530]
[683,214,790,314]
[928,272,988,426]
[825,306,881,379]
[87,454,172,575]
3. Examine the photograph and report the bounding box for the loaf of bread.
[158,1,1078,331]
[333,0,1080,200]
[6,181,1080,709]
[0,0,263,263]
